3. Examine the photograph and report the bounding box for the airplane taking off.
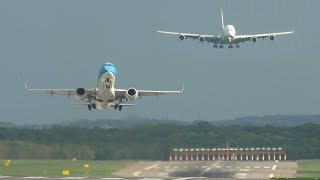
[157,9,294,48]
[24,63,183,111]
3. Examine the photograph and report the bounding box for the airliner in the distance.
[157,9,294,48]
[25,63,183,111]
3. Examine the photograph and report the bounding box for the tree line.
[0,122,319,160]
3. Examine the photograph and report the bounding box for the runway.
[113,160,297,179]
[0,161,297,179]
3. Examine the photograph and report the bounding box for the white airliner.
[25,63,183,111]
[157,9,294,48]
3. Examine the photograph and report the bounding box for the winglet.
[24,82,29,90]
[181,83,184,92]
[19,72,30,91]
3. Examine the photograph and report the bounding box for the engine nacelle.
[75,88,87,100]
[178,34,186,41]
[269,35,276,41]
[126,88,138,101]
[198,36,205,43]
[251,36,257,43]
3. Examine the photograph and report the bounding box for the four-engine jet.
[25,63,183,111]
[157,9,294,48]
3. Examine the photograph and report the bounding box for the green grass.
[297,159,320,178]
[0,159,131,177]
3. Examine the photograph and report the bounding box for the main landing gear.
[87,99,96,111]
[114,103,123,111]
[213,44,240,49]
[114,99,124,111]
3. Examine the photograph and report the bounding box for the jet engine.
[250,36,257,43]
[178,34,186,41]
[198,36,205,43]
[126,88,138,101]
[269,35,276,41]
[75,88,87,100]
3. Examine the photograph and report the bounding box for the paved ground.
[113,160,297,179]
[0,161,297,179]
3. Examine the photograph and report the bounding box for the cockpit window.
[104,63,114,66]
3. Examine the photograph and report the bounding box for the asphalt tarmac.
[0,160,297,179]
[113,160,297,179]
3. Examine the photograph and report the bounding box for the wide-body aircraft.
[157,9,294,48]
[25,63,183,111]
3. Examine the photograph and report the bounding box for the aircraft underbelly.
[96,72,116,110]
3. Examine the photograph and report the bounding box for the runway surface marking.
[23,177,47,179]
[60,177,86,179]
[225,166,232,168]
[166,169,175,172]
[264,166,270,169]
[139,178,163,180]
[254,166,260,169]
[101,178,124,180]
[272,165,277,170]
[234,173,247,179]
[245,166,251,169]
[269,173,274,178]
[144,164,159,170]
[240,169,250,172]
[173,177,205,180]
[133,171,141,177]
[0,176,11,179]
[200,162,219,176]
[215,165,221,168]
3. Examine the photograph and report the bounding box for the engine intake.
[75,88,87,100]
[126,88,138,101]
[251,36,257,43]
[269,35,275,41]
[198,36,205,43]
[178,34,186,41]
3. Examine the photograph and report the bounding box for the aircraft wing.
[115,85,183,99]
[157,31,221,43]
[234,31,294,43]
[24,83,97,99]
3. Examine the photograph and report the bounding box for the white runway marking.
[60,177,86,180]
[264,166,270,169]
[101,178,124,180]
[133,171,141,177]
[201,166,208,168]
[139,178,163,180]
[225,166,232,168]
[245,166,251,169]
[200,167,212,176]
[173,177,205,180]
[235,173,247,176]
[0,176,11,179]
[240,169,250,172]
[254,166,260,169]
[24,177,47,179]
[144,164,159,170]
[272,165,277,170]
[269,174,274,178]
[215,165,221,168]
[165,169,175,172]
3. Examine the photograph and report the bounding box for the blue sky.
[0,0,318,124]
